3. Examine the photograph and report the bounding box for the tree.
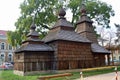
[115,24,120,45]
[98,27,116,46]
[97,27,108,46]
[7,0,115,47]
[7,31,22,47]
[67,0,114,27]
[8,0,62,46]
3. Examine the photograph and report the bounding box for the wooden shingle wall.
[56,40,94,70]
[14,52,54,72]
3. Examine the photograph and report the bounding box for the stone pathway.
[76,72,120,80]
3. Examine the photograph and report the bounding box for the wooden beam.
[38,73,72,80]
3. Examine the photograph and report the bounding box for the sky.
[0,0,119,33]
[0,0,24,31]
[98,0,119,35]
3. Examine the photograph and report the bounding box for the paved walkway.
[76,72,120,80]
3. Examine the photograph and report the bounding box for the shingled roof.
[52,8,73,29]
[75,4,111,54]
[0,30,7,36]
[43,8,91,43]
[91,43,111,54]
[76,4,92,24]
[15,44,53,53]
[15,22,54,53]
[43,30,91,43]
[27,23,39,37]
[53,18,73,28]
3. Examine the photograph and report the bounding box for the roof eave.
[15,50,54,53]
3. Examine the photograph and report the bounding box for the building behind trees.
[0,30,14,63]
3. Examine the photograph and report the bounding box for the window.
[1,42,6,50]
[113,57,116,61]
[0,53,5,61]
[8,45,12,50]
[8,53,13,62]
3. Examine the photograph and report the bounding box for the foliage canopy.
[7,0,115,47]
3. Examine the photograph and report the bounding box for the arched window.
[0,53,5,61]
[8,53,13,62]
[8,44,12,50]
[1,42,6,50]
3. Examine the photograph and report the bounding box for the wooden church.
[14,4,111,76]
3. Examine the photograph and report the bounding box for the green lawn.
[0,66,119,80]
[0,70,37,80]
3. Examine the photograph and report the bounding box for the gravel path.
[76,72,120,80]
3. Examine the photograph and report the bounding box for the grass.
[50,66,117,80]
[0,66,119,80]
[0,70,37,80]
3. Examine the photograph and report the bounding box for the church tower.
[76,4,98,43]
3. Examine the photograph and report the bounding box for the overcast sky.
[0,0,119,34]
[0,0,24,31]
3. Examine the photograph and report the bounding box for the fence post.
[80,71,84,80]
[115,66,118,80]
